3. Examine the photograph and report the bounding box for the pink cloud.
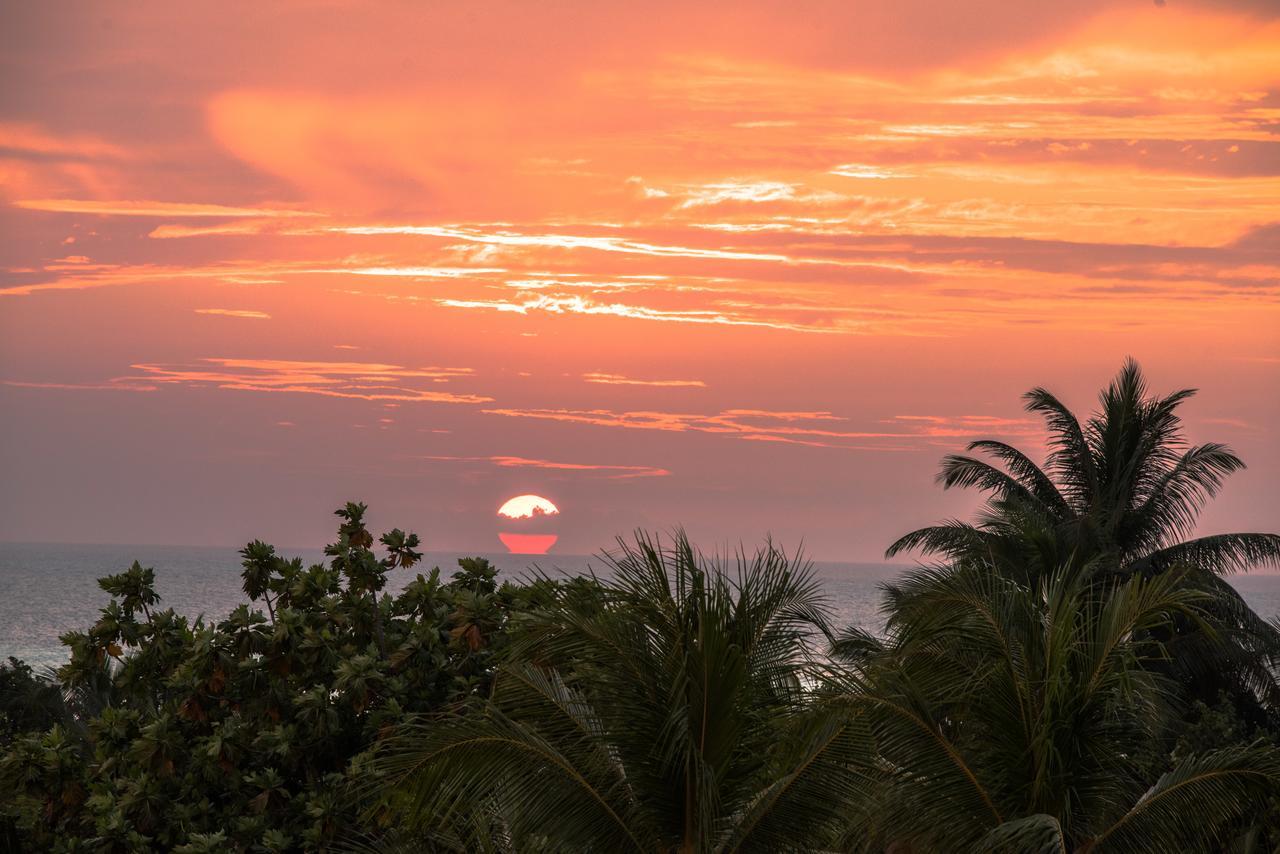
[193,308,271,319]
[1,379,157,392]
[14,199,318,218]
[120,359,491,405]
[583,372,706,387]
[425,454,671,479]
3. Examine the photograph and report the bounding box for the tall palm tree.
[888,358,1280,581]
[368,532,867,852]
[886,359,1280,708]
[826,562,1280,853]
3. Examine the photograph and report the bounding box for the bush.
[0,503,556,852]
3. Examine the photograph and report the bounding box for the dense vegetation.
[3,361,1279,852]
[1,504,543,851]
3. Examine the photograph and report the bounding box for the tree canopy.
[1,503,558,852]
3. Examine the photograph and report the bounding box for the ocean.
[4,541,1280,671]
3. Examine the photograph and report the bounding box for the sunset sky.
[1,1,1277,559]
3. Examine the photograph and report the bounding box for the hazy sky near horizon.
[1,1,1277,559]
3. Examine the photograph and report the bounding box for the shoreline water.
[5,541,1280,670]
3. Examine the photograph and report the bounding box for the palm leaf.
[1088,745,1280,854]
[981,813,1067,854]
[1139,533,1280,576]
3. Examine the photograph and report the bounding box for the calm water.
[3,541,1280,671]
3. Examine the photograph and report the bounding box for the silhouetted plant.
[0,504,544,852]
[370,532,868,852]
[889,359,1280,715]
[827,562,1280,852]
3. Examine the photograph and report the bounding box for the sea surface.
[4,541,1280,671]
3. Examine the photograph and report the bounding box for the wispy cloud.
[334,225,796,263]
[0,122,127,160]
[148,222,279,239]
[0,261,312,297]
[881,415,1041,436]
[583,372,706,387]
[481,406,906,449]
[1,379,157,392]
[122,359,490,405]
[830,163,913,179]
[424,454,670,478]
[194,308,271,319]
[676,181,807,208]
[438,293,847,334]
[501,276,714,294]
[14,199,318,218]
[1199,417,1261,432]
[330,266,507,278]
[478,406,1043,449]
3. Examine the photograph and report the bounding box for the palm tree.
[889,359,1279,580]
[368,532,867,852]
[826,562,1280,853]
[887,359,1280,707]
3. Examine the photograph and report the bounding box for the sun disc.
[497,493,559,520]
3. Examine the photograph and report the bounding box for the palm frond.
[1125,443,1246,555]
[724,706,874,852]
[1138,533,1280,576]
[1023,385,1096,510]
[938,454,1045,505]
[1089,744,1280,854]
[372,686,651,851]
[980,813,1067,854]
[884,521,996,560]
[829,625,886,664]
[966,440,1071,515]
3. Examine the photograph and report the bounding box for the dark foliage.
[0,503,563,852]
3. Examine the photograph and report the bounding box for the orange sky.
[1,1,1277,559]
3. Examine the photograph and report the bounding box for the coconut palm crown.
[827,562,1280,853]
[888,358,1280,583]
[369,531,867,853]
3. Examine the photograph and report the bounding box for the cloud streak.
[122,359,491,405]
[438,293,850,334]
[1,379,157,392]
[424,455,670,478]
[13,199,319,218]
[335,225,798,263]
[478,406,1013,450]
[583,372,706,387]
[194,308,271,319]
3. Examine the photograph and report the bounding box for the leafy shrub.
[0,503,558,852]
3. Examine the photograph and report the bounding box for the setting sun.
[497,493,560,554]
[496,494,560,520]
